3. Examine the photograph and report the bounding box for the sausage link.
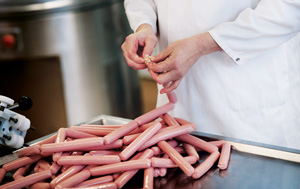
[16,145,41,157]
[175,134,218,154]
[13,164,31,180]
[104,121,138,145]
[114,149,154,188]
[123,133,141,145]
[90,159,151,177]
[65,128,96,138]
[183,143,200,160]
[192,151,220,179]
[89,150,120,156]
[0,169,52,189]
[158,141,194,176]
[57,155,121,165]
[55,169,91,189]
[161,113,180,126]
[84,140,123,151]
[75,175,114,187]
[70,127,116,136]
[3,155,42,172]
[30,182,51,189]
[139,124,195,151]
[218,142,231,170]
[151,156,197,168]
[0,168,6,184]
[50,164,85,188]
[134,103,175,126]
[143,167,154,189]
[119,121,161,160]
[41,137,104,154]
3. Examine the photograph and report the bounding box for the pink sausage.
[209,140,226,148]
[75,182,117,189]
[192,151,220,179]
[3,155,42,172]
[50,152,71,174]
[159,167,167,177]
[89,150,120,156]
[218,142,231,170]
[158,141,194,176]
[151,146,162,156]
[119,121,161,160]
[143,167,154,189]
[70,127,116,136]
[161,113,180,126]
[78,124,122,128]
[34,134,57,146]
[16,145,41,157]
[50,164,85,188]
[151,156,197,168]
[183,142,200,160]
[153,168,160,177]
[114,149,154,188]
[175,134,218,154]
[84,139,123,151]
[37,159,51,170]
[50,162,61,175]
[122,133,141,145]
[90,159,151,176]
[65,128,96,138]
[113,172,121,180]
[75,175,113,187]
[0,169,52,189]
[104,120,138,145]
[134,103,175,126]
[53,128,66,162]
[126,127,143,135]
[13,164,31,180]
[55,169,91,189]
[0,168,6,184]
[57,155,121,165]
[174,117,195,126]
[30,182,51,189]
[41,137,104,154]
[139,124,196,151]
[166,91,178,104]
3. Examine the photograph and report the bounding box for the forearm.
[209,0,300,64]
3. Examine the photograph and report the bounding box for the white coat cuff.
[209,30,245,65]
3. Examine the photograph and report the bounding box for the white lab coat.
[124,0,300,149]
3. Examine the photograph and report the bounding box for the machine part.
[8,96,33,111]
[0,95,31,149]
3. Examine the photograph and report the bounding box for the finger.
[142,37,157,57]
[123,36,144,64]
[147,58,173,73]
[148,69,160,82]
[151,47,171,63]
[160,80,181,94]
[155,70,180,85]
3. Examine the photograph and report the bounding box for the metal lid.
[0,0,122,18]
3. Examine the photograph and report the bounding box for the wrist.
[194,32,222,56]
[136,23,155,34]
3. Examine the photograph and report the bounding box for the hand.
[147,32,221,93]
[121,24,157,70]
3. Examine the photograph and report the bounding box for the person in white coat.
[121,0,300,150]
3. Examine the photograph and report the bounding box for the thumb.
[151,47,170,63]
[142,38,157,57]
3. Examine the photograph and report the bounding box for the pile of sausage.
[0,100,231,189]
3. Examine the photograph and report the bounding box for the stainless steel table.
[1,115,300,189]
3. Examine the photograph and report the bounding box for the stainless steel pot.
[0,0,141,141]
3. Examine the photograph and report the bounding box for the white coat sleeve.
[124,0,157,33]
[209,0,300,65]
